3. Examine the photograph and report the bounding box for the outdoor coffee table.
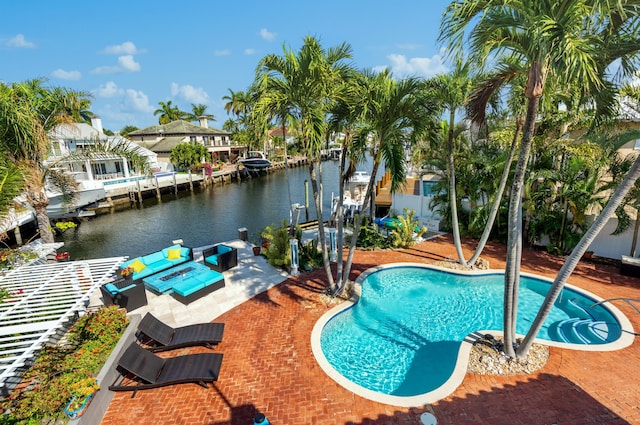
[143,261,209,294]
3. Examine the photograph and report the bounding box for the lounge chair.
[137,313,225,352]
[109,343,223,396]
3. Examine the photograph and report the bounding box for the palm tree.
[428,60,476,266]
[440,0,640,358]
[340,69,439,294]
[153,100,186,124]
[187,103,215,124]
[0,79,153,244]
[0,79,88,243]
[257,35,354,292]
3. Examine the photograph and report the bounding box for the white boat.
[46,178,106,218]
[349,171,371,184]
[240,151,271,171]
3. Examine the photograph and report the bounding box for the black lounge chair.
[137,313,225,352]
[109,343,223,396]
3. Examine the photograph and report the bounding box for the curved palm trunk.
[28,188,55,244]
[517,154,640,357]
[309,159,336,291]
[504,95,540,358]
[448,109,467,266]
[468,120,521,266]
[341,158,382,294]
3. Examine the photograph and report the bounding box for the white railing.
[0,257,126,395]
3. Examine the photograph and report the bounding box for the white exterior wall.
[586,217,636,260]
[391,192,442,231]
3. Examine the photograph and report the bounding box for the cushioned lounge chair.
[137,313,225,352]
[109,343,223,396]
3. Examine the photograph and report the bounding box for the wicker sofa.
[119,244,192,280]
[202,244,238,272]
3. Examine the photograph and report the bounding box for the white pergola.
[0,257,126,396]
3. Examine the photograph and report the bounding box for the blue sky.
[0,0,453,132]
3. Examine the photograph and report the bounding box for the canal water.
[57,161,346,260]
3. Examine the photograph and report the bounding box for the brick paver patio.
[101,236,640,425]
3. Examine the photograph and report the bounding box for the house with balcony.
[128,119,238,164]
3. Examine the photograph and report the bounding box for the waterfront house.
[45,117,158,217]
[128,119,239,164]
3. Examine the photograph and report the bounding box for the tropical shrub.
[0,306,128,423]
[389,209,427,248]
[356,222,392,249]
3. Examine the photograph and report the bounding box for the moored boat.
[239,151,271,171]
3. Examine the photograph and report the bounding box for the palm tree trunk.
[468,120,520,266]
[341,159,382,294]
[309,160,335,291]
[504,95,539,358]
[517,154,640,357]
[34,203,54,244]
[448,110,467,266]
[335,143,349,291]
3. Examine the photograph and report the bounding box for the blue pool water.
[319,266,622,397]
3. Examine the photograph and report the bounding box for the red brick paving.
[101,236,640,425]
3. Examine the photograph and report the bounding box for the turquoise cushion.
[180,247,190,258]
[145,251,165,264]
[198,270,224,285]
[205,255,219,266]
[218,245,232,254]
[161,244,181,258]
[172,278,205,296]
[105,283,119,294]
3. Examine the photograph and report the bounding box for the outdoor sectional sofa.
[202,244,238,272]
[100,279,148,311]
[171,267,225,304]
[119,244,192,280]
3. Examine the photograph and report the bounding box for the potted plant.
[120,266,134,280]
[64,377,100,419]
[250,234,262,256]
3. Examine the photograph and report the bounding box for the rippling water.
[57,161,343,260]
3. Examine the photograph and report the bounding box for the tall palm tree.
[428,60,476,266]
[257,35,354,292]
[187,103,215,124]
[153,100,186,124]
[440,0,640,358]
[340,69,439,294]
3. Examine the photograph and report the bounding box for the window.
[190,136,197,142]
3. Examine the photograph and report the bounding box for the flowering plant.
[121,266,134,278]
[67,377,100,411]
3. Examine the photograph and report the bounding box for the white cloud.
[118,55,141,72]
[7,34,35,48]
[124,89,154,112]
[94,81,124,98]
[214,49,231,56]
[103,41,142,55]
[90,55,141,74]
[170,82,209,104]
[51,69,81,81]
[244,48,257,55]
[259,28,276,41]
[383,53,448,78]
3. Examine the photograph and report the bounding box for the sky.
[0,0,453,133]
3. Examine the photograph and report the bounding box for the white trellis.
[0,257,126,396]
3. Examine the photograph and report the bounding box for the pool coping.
[310,262,636,407]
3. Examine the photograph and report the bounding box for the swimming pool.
[311,263,634,407]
